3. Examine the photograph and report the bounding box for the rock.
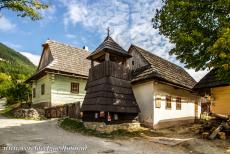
[14,108,39,119]
[83,122,143,133]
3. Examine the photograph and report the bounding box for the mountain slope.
[0,43,36,80]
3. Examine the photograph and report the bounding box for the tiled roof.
[87,36,131,59]
[131,45,197,89]
[194,69,230,89]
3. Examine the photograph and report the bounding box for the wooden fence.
[44,102,81,118]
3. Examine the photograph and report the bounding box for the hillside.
[0,43,36,80]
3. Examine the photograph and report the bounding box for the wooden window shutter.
[165,96,172,109]
[71,83,79,94]
[176,97,182,110]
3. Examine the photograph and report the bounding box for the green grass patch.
[0,104,15,118]
[59,118,162,139]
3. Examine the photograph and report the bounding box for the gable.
[38,46,53,71]
[127,45,149,70]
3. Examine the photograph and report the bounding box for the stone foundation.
[83,122,143,133]
[153,117,195,129]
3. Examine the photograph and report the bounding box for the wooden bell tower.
[81,32,140,123]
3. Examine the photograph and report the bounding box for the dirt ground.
[0,103,229,154]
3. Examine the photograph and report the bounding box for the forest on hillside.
[0,43,36,103]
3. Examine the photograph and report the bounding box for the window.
[132,60,134,65]
[41,84,45,95]
[165,96,172,109]
[155,95,161,108]
[71,82,79,93]
[33,88,36,98]
[176,97,182,110]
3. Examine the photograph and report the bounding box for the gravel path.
[0,115,187,154]
[0,102,227,154]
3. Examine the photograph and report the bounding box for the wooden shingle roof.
[87,36,131,59]
[27,40,91,81]
[131,45,197,89]
[44,40,90,76]
[194,69,230,89]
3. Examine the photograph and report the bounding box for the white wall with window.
[32,75,51,105]
[51,74,87,106]
[153,81,200,128]
[132,80,201,128]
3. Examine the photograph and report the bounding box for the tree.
[6,82,31,104]
[153,0,230,77]
[0,0,48,20]
[0,73,11,98]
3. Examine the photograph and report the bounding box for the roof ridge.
[131,44,192,76]
[45,39,90,53]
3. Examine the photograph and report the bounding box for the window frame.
[132,60,135,66]
[41,84,45,95]
[165,96,172,109]
[155,95,161,108]
[176,97,182,110]
[71,82,79,94]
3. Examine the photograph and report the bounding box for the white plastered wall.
[153,81,201,127]
[132,81,154,127]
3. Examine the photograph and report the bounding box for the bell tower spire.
[107,27,110,36]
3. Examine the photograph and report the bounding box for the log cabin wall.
[88,61,131,81]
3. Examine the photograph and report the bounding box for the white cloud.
[65,33,76,39]
[61,0,208,81]
[19,51,40,66]
[2,41,40,66]
[38,4,56,26]
[0,14,15,31]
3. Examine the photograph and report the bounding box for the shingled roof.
[87,36,131,59]
[27,40,91,81]
[194,69,230,89]
[130,45,197,89]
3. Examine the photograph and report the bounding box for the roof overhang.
[25,68,88,83]
[87,48,132,61]
[132,74,195,92]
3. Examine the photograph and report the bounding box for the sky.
[0,0,209,81]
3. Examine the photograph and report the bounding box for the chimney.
[83,46,89,51]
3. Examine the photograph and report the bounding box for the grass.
[0,104,16,118]
[59,118,162,139]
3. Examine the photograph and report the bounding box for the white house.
[127,45,201,128]
[26,40,91,108]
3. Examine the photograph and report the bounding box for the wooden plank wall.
[211,86,230,115]
[45,102,81,118]
[89,61,131,81]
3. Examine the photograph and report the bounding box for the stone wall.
[83,122,143,133]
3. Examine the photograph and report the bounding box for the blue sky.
[0,0,208,81]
